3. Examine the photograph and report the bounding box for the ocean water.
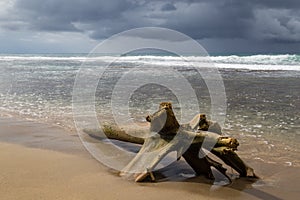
[0,54,299,166]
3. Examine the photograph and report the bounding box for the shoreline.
[1,115,299,199]
[2,109,299,168]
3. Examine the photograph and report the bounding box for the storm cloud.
[0,0,299,53]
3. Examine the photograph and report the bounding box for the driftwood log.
[85,102,257,182]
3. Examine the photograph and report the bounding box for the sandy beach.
[0,55,299,200]
[1,0,300,199]
[1,116,299,200]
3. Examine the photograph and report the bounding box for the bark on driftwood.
[85,102,257,182]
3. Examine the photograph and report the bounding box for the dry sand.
[0,116,299,200]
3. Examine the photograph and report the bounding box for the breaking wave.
[0,54,299,71]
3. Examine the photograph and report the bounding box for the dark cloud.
[252,0,300,9]
[12,0,135,32]
[251,8,300,42]
[161,3,176,11]
[160,1,254,39]
[1,0,300,53]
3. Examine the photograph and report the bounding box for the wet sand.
[1,116,299,200]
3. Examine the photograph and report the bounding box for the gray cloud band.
[72,27,227,173]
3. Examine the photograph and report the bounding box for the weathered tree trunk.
[83,102,257,182]
[182,144,215,179]
[212,147,255,177]
[84,126,256,181]
[86,125,239,148]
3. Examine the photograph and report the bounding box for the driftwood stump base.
[84,102,257,183]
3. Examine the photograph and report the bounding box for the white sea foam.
[0,54,300,71]
[214,63,300,71]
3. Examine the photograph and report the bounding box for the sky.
[0,0,299,54]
